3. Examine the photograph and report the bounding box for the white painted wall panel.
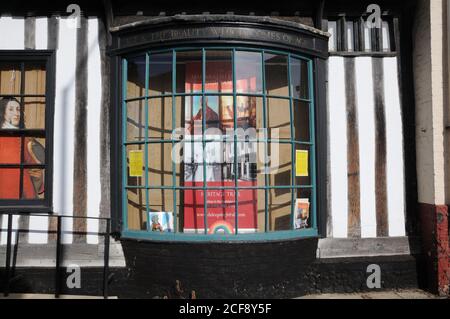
[364,24,372,51]
[28,215,50,244]
[382,22,391,52]
[346,22,354,52]
[86,18,102,244]
[0,17,24,245]
[0,17,24,49]
[53,17,77,244]
[35,18,48,50]
[383,57,406,236]
[328,57,348,238]
[328,21,337,51]
[28,17,49,244]
[355,57,377,238]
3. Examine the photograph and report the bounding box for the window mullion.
[18,62,25,199]
[122,58,129,232]
[201,48,208,235]
[288,55,295,231]
[172,50,177,233]
[145,53,150,232]
[261,51,269,233]
[232,49,239,235]
[308,60,317,230]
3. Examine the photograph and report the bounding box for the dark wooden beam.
[47,16,59,242]
[372,57,388,237]
[98,18,111,241]
[72,16,89,243]
[345,58,361,237]
[102,0,114,45]
[314,0,326,31]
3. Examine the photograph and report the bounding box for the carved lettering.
[118,25,323,55]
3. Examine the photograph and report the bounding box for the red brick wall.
[418,203,449,296]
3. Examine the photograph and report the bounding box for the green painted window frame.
[121,46,318,242]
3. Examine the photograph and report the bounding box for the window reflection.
[126,55,146,99]
[176,50,202,94]
[205,50,232,93]
[264,54,288,96]
[290,58,309,99]
[235,51,263,94]
[149,52,172,95]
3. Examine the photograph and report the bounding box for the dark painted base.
[0,237,426,298]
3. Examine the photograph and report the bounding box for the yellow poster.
[129,150,144,177]
[296,150,309,177]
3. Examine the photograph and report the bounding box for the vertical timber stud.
[109,54,120,234]
[395,11,418,237]
[24,16,36,50]
[314,57,328,237]
[358,17,366,52]
[73,16,88,243]
[372,57,388,237]
[98,18,112,237]
[353,20,360,53]
[314,0,326,31]
[48,16,59,241]
[345,58,361,237]
[338,15,347,52]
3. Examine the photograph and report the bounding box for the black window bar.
[0,212,111,299]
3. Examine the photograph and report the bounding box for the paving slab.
[0,293,117,299]
[297,289,438,299]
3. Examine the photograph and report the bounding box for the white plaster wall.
[413,0,448,205]
[86,18,102,244]
[53,17,77,244]
[328,57,348,238]
[355,57,377,238]
[383,58,406,236]
[0,17,24,245]
[28,17,50,244]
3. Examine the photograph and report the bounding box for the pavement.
[297,289,443,299]
[0,289,444,299]
[0,293,117,299]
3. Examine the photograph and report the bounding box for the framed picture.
[294,198,310,229]
[148,212,174,232]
